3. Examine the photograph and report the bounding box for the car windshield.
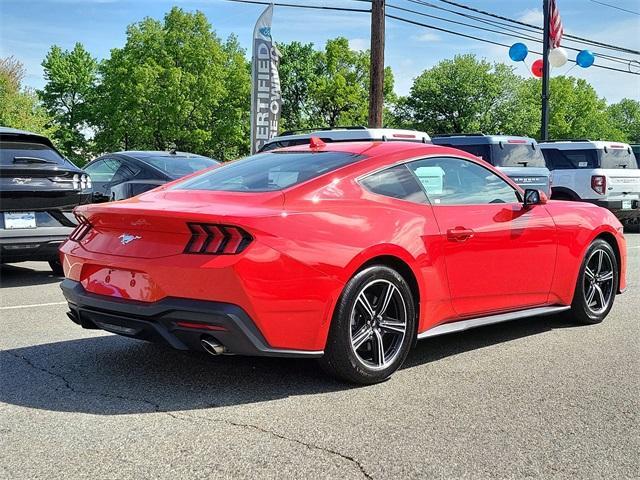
[598,148,638,169]
[143,155,219,177]
[491,144,546,168]
[175,151,363,192]
[0,141,67,166]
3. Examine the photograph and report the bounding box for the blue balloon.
[576,50,595,68]
[509,43,529,62]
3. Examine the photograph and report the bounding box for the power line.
[356,0,640,57]
[588,0,640,16]
[386,12,640,75]
[386,1,637,68]
[430,0,640,55]
[221,0,370,14]
[222,0,639,75]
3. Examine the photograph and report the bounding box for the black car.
[83,150,219,202]
[0,127,92,274]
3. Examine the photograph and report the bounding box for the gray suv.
[0,127,92,273]
[431,134,551,195]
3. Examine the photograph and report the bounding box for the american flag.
[549,0,564,48]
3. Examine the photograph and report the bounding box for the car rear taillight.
[69,214,92,242]
[184,223,253,255]
[591,175,606,195]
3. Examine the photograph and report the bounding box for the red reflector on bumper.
[175,321,228,331]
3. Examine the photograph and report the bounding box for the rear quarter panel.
[544,200,626,303]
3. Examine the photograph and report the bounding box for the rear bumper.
[60,279,324,358]
[589,199,640,221]
[0,226,72,262]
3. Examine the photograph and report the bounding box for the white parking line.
[0,301,67,311]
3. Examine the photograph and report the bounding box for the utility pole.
[541,0,551,141]
[368,0,385,128]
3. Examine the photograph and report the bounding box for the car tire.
[319,266,416,384]
[49,259,64,276]
[569,239,618,325]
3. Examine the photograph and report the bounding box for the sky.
[1,0,639,103]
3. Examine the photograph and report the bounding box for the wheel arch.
[551,186,580,200]
[355,255,421,311]
[593,231,623,293]
[349,253,422,346]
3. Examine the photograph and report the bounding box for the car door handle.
[447,227,475,242]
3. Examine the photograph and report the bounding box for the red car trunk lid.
[75,189,283,258]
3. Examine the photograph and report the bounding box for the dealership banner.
[250,4,282,154]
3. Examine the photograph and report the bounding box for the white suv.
[540,140,640,228]
[258,127,431,152]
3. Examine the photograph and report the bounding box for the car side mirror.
[523,189,548,207]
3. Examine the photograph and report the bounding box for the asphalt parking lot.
[1,235,638,479]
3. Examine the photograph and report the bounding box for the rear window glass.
[0,141,66,166]
[492,144,546,168]
[175,151,363,192]
[143,155,218,177]
[440,144,491,162]
[599,148,638,169]
[542,149,598,169]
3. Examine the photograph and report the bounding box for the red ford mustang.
[60,141,627,384]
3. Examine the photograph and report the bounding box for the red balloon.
[532,59,544,78]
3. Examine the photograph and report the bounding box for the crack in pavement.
[176,411,373,480]
[2,351,372,479]
[1,350,171,415]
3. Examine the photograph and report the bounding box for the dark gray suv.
[0,127,92,273]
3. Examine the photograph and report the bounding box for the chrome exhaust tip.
[201,336,226,356]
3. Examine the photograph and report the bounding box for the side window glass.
[84,158,121,182]
[111,162,140,185]
[360,164,428,204]
[407,157,520,205]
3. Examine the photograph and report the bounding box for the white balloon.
[549,47,568,68]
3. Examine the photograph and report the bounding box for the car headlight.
[72,174,80,190]
[85,175,92,189]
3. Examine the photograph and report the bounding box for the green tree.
[395,54,524,135]
[277,41,321,131]
[0,57,55,136]
[39,43,98,163]
[608,98,640,143]
[92,7,250,161]
[515,76,625,141]
[278,37,394,130]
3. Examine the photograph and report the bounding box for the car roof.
[0,126,55,148]
[275,139,473,158]
[539,140,632,150]
[115,150,214,159]
[271,140,524,193]
[265,128,431,145]
[432,134,538,145]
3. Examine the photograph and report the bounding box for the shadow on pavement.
[0,313,580,415]
[0,263,63,288]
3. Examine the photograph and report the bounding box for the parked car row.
[1,125,638,274]
[1,126,218,272]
